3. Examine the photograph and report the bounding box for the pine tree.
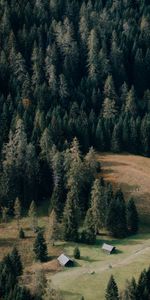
[137,269,148,300]
[9,284,33,300]
[19,228,25,239]
[83,208,96,244]
[90,178,106,233]
[125,87,137,117]
[28,201,38,231]
[87,29,100,85]
[111,122,122,153]
[106,189,127,238]
[73,246,80,259]
[49,209,59,245]
[105,275,119,300]
[62,188,79,242]
[33,231,48,262]
[122,278,138,300]
[14,197,21,231]
[102,75,118,120]
[10,247,23,277]
[127,198,139,234]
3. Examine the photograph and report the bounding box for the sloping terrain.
[98,153,150,224]
[51,154,150,299]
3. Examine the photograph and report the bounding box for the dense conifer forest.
[0,0,150,210]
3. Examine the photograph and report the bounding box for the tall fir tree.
[105,275,119,300]
[33,231,48,262]
[127,198,139,234]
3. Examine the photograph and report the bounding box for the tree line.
[106,267,150,300]
[1,138,139,244]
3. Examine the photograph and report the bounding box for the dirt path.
[52,243,150,284]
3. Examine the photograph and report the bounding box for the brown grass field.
[97,153,150,225]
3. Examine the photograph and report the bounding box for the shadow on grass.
[81,256,99,262]
[0,237,17,247]
[73,261,81,267]
[62,290,82,298]
[101,160,128,167]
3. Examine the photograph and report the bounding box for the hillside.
[0,0,150,299]
[0,0,150,211]
[49,154,150,300]
[98,153,150,225]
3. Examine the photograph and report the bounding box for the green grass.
[51,231,150,300]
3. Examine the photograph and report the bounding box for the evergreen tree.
[10,247,23,277]
[87,29,100,85]
[33,231,48,262]
[137,269,149,300]
[127,198,139,234]
[19,228,25,239]
[49,209,59,245]
[14,197,21,231]
[83,208,96,244]
[105,275,119,300]
[106,189,127,238]
[122,278,138,300]
[28,200,38,231]
[62,188,79,242]
[74,246,80,259]
[125,87,137,117]
[90,178,106,233]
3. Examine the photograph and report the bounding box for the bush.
[19,228,25,239]
[74,246,80,259]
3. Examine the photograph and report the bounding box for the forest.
[0,0,150,299]
[0,0,150,209]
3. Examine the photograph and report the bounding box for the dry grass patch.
[97,153,150,224]
[0,215,64,291]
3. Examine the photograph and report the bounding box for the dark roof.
[57,254,73,266]
[102,243,116,253]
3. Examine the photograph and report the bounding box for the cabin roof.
[102,243,115,252]
[57,254,73,266]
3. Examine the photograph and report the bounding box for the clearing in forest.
[97,153,150,225]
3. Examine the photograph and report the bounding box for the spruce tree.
[62,188,78,242]
[10,247,23,277]
[137,269,148,300]
[90,178,106,233]
[127,198,139,234]
[33,231,48,262]
[83,208,96,244]
[106,189,127,238]
[105,275,119,300]
[122,278,138,300]
[28,200,38,231]
[74,246,80,259]
[19,228,25,239]
[14,197,21,231]
[49,209,59,245]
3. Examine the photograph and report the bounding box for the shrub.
[19,228,25,239]
[74,246,80,259]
